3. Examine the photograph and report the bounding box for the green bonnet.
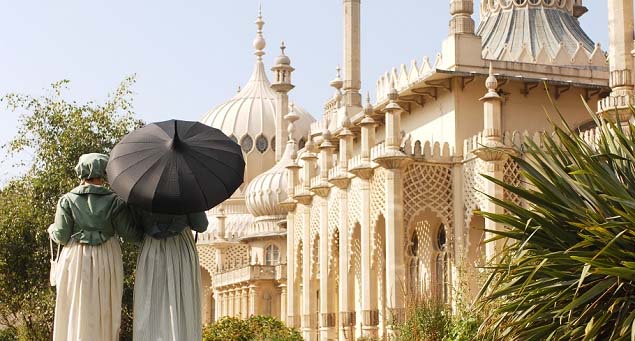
[75,153,109,180]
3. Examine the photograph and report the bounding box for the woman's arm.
[112,199,143,243]
[48,196,73,245]
[187,212,209,233]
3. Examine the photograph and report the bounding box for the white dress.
[133,229,202,341]
[53,238,123,341]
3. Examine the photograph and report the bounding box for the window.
[265,245,280,266]
[436,225,449,303]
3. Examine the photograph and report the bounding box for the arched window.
[265,245,280,266]
[408,233,424,296]
[436,225,449,303]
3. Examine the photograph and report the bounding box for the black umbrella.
[106,119,245,214]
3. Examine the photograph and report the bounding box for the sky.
[0,1,609,181]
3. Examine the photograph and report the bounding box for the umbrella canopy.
[106,119,245,214]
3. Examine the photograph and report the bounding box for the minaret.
[449,0,475,34]
[272,41,295,161]
[599,0,634,123]
[343,0,362,113]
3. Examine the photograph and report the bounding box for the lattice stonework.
[403,163,454,248]
[225,244,249,269]
[327,191,340,276]
[295,241,303,284]
[463,158,487,227]
[503,157,522,207]
[294,209,303,251]
[370,168,386,267]
[197,244,217,283]
[347,177,362,245]
[370,168,386,227]
[310,203,321,279]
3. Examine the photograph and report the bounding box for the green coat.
[132,208,208,239]
[48,184,142,245]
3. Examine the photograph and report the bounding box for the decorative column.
[213,290,221,321]
[350,98,378,338]
[449,0,475,34]
[599,0,635,124]
[249,284,259,316]
[241,288,249,319]
[313,130,336,340]
[271,42,295,161]
[279,284,288,322]
[343,0,362,113]
[234,288,241,317]
[299,138,318,340]
[330,118,355,339]
[474,66,509,262]
[375,87,411,335]
[281,111,301,328]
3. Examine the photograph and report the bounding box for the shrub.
[203,315,302,341]
[478,105,635,339]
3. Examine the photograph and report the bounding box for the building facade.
[195,0,635,339]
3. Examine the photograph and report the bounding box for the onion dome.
[275,41,291,66]
[478,0,597,64]
[244,110,301,235]
[200,9,314,185]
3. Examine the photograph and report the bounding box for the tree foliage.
[202,315,302,341]
[478,104,635,340]
[0,77,142,339]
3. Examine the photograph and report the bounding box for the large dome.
[199,12,314,186]
[200,60,314,147]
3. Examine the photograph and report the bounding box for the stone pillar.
[285,208,298,326]
[220,291,227,317]
[214,290,221,321]
[356,103,379,338]
[241,288,249,319]
[249,284,259,316]
[474,66,509,262]
[343,0,362,110]
[300,140,318,340]
[280,284,288,322]
[333,122,355,339]
[449,0,475,35]
[313,132,336,340]
[375,88,410,335]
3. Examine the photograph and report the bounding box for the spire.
[253,5,266,60]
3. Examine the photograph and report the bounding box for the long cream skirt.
[133,229,202,341]
[53,238,123,341]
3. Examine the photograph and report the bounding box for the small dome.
[245,143,295,220]
[275,54,291,66]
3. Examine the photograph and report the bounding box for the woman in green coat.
[48,153,141,341]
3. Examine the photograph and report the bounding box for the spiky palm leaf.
[477,105,635,340]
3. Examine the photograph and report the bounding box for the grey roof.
[477,4,596,62]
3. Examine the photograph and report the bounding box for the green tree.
[478,105,635,340]
[0,77,142,340]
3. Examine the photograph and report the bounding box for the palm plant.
[477,104,635,340]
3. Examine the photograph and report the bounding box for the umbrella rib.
[108,149,166,181]
[108,144,164,162]
[185,148,244,188]
[187,146,244,170]
[183,151,236,195]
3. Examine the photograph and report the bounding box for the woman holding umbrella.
[48,153,141,341]
[107,120,245,340]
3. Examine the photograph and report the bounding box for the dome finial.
[253,4,266,60]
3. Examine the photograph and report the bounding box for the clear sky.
[0,1,609,181]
